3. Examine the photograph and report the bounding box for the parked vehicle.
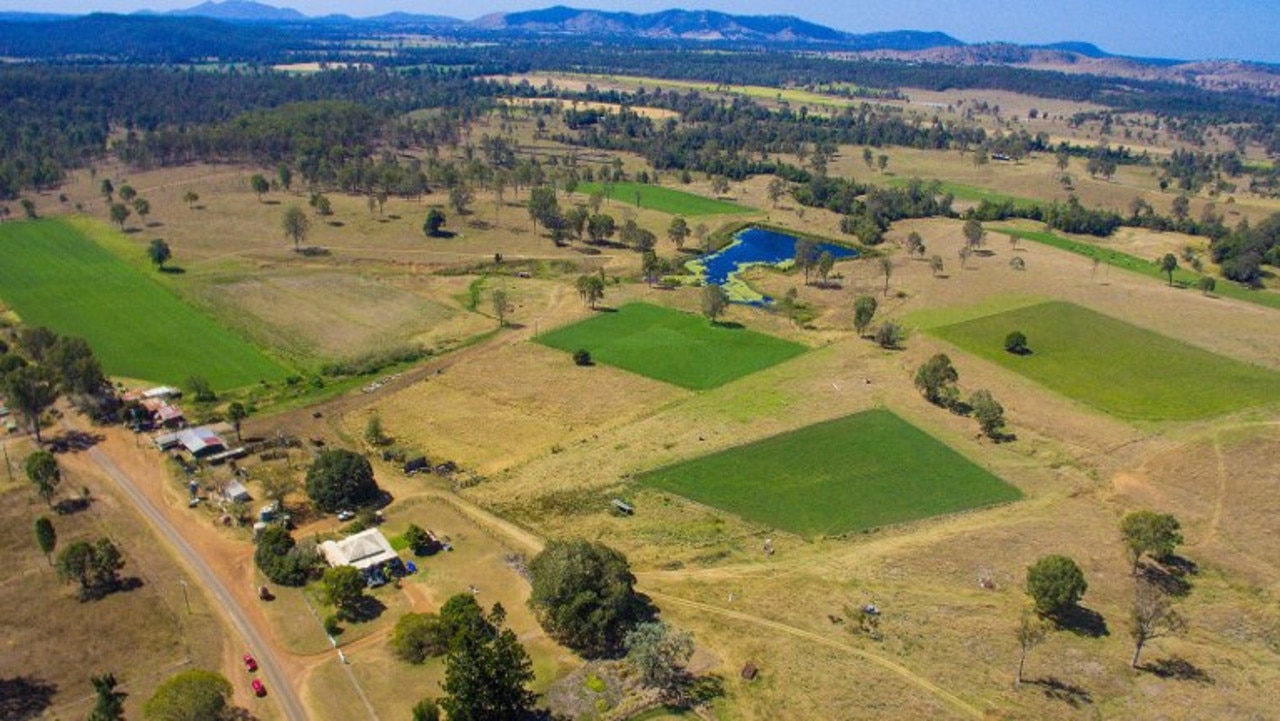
[243,653,258,672]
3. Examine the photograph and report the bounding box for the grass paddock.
[536,302,806,390]
[931,301,1280,420]
[0,218,288,389]
[636,409,1020,536]
[576,182,754,216]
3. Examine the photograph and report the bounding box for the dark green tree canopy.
[143,669,232,721]
[253,525,316,587]
[440,597,536,721]
[528,539,648,658]
[305,449,381,513]
[1026,554,1088,620]
[1120,511,1183,570]
[914,353,959,407]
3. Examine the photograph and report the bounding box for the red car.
[251,679,267,697]
[242,654,258,673]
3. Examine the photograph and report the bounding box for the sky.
[3,0,1279,64]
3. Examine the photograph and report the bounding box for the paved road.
[86,444,309,721]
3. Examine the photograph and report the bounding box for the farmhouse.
[320,528,398,570]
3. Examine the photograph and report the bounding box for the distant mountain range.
[2,1,1279,95]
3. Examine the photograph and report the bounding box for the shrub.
[573,349,593,366]
[874,321,903,349]
[1004,331,1029,355]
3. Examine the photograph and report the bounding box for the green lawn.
[637,409,1020,536]
[536,302,805,390]
[991,226,1280,311]
[931,301,1280,420]
[0,218,289,389]
[576,182,754,216]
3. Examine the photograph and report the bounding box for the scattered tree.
[491,288,512,327]
[277,163,293,192]
[701,284,728,323]
[667,216,690,249]
[117,184,137,204]
[1198,275,1216,296]
[423,208,447,237]
[109,203,130,230]
[34,516,56,565]
[905,231,925,258]
[1120,511,1183,573]
[19,198,36,219]
[1015,611,1047,686]
[88,672,126,721]
[5,366,58,443]
[527,186,558,232]
[794,237,816,283]
[767,176,787,207]
[1129,579,1186,668]
[877,154,889,173]
[853,296,878,337]
[528,539,647,658]
[321,565,367,620]
[449,184,474,215]
[391,612,450,663]
[586,213,616,244]
[305,449,380,512]
[143,669,232,721]
[970,389,1006,439]
[226,401,248,442]
[282,205,310,252]
[1159,253,1179,286]
[440,599,537,721]
[929,254,944,277]
[253,525,316,587]
[182,190,199,209]
[1004,330,1029,355]
[249,173,269,201]
[100,179,114,202]
[575,274,605,309]
[1009,256,1027,271]
[132,197,151,225]
[402,524,433,556]
[958,245,972,270]
[56,537,125,600]
[625,621,695,698]
[878,256,894,296]
[256,465,297,513]
[25,450,60,506]
[147,238,171,270]
[816,251,835,287]
[710,175,730,197]
[1026,554,1087,621]
[963,218,986,249]
[914,353,959,407]
[186,375,215,403]
[875,321,903,349]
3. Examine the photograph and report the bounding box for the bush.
[323,614,342,636]
[390,612,450,664]
[1026,554,1087,620]
[305,449,380,513]
[528,539,649,658]
[573,349,593,366]
[1004,330,1029,355]
[253,525,317,586]
[874,321,902,349]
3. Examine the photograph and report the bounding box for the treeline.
[0,65,493,198]
[415,43,1280,124]
[0,14,306,63]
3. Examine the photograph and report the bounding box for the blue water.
[699,227,858,304]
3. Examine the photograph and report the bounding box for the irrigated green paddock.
[536,302,805,390]
[931,301,1280,420]
[0,218,288,389]
[636,409,1020,537]
[576,182,754,216]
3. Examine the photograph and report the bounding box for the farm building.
[222,479,251,503]
[320,528,398,570]
[154,426,227,458]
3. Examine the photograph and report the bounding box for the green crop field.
[991,226,1280,310]
[536,302,805,390]
[0,219,289,389]
[932,301,1280,420]
[577,182,754,216]
[637,409,1020,536]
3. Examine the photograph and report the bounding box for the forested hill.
[0,14,304,62]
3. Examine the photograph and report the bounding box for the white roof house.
[222,479,251,503]
[320,528,398,570]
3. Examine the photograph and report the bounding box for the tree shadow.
[54,497,92,515]
[50,429,104,453]
[327,221,345,227]
[298,246,331,257]
[1140,563,1193,597]
[1056,605,1109,638]
[146,221,163,228]
[388,214,401,220]
[123,227,141,235]
[1006,347,1033,356]
[1143,656,1212,684]
[427,231,457,239]
[159,266,187,274]
[711,320,745,330]
[1031,676,1093,707]
[342,595,387,623]
[0,676,57,721]
[262,200,281,206]
[592,306,618,313]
